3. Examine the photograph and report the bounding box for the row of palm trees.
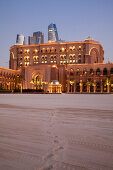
[68,76,113,93]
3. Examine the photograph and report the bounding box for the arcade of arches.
[67,66,113,93]
[0,64,113,93]
[0,68,21,90]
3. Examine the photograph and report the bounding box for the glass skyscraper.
[16,34,25,45]
[48,23,59,42]
[28,31,44,45]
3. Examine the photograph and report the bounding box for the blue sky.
[0,0,113,68]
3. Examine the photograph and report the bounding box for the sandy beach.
[0,94,113,170]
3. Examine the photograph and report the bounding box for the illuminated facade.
[0,37,113,93]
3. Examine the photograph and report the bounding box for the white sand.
[0,94,113,170]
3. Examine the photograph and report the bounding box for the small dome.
[51,80,59,85]
[85,36,94,41]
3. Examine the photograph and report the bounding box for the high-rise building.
[28,31,44,45]
[48,23,59,42]
[16,34,25,45]
[28,36,35,45]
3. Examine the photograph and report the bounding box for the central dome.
[51,80,59,85]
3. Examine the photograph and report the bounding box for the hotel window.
[47,48,50,52]
[41,55,47,63]
[33,49,39,54]
[51,56,53,60]
[50,55,56,63]
[18,50,23,54]
[24,49,30,54]
[60,55,67,64]
[19,57,22,61]
[69,47,72,51]
[79,46,81,51]
[69,56,72,60]
[78,54,81,58]
[96,68,101,75]
[24,56,30,61]
[42,48,45,53]
[33,56,39,61]
[60,47,66,52]
[33,56,39,64]
[64,55,66,59]
[69,54,75,64]
[90,69,94,75]
[51,47,54,52]
[19,62,22,66]
[83,69,87,75]
[54,56,56,60]
[69,46,75,51]
[110,68,113,74]
[25,62,29,66]
[61,56,63,60]
[69,60,72,64]
[78,60,81,64]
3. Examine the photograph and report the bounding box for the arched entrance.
[31,75,42,90]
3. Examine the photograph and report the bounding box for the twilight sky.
[0,0,113,68]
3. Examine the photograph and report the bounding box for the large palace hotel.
[0,36,113,93]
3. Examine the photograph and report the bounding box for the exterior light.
[52,65,56,68]
[62,48,65,51]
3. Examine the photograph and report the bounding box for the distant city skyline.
[0,0,113,68]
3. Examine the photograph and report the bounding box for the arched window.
[90,69,94,75]
[110,68,113,74]
[76,69,80,75]
[103,68,108,75]
[70,69,74,76]
[83,69,87,75]
[96,68,100,75]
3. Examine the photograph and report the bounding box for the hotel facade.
[0,37,113,93]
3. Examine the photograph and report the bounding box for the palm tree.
[79,80,83,93]
[92,80,96,93]
[86,78,92,93]
[69,78,75,93]
[104,76,111,93]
